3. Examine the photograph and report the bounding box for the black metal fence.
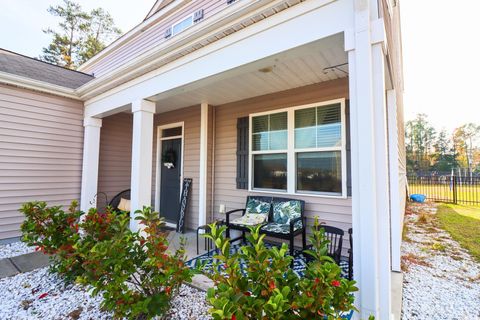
[407,175,480,206]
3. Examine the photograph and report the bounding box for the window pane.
[270,131,287,150]
[270,112,287,131]
[172,16,193,35]
[317,104,341,148]
[296,151,342,193]
[252,112,287,151]
[252,133,268,151]
[162,127,182,138]
[253,154,287,190]
[252,115,268,133]
[295,107,316,148]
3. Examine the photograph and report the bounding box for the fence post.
[453,175,458,204]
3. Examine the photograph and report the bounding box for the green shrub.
[20,201,83,281]
[77,207,194,320]
[204,220,358,320]
[20,201,194,319]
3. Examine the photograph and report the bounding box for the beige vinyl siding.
[97,113,133,210]
[212,79,352,246]
[153,105,201,230]
[0,84,84,240]
[82,0,227,78]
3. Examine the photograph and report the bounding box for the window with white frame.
[249,99,346,196]
[171,14,194,36]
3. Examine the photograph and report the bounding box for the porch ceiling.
[149,33,347,112]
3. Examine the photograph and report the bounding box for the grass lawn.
[436,204,480,262]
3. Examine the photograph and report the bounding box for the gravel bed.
[0,266,211,319]
[401,202,480,319]
[0,241,35,259]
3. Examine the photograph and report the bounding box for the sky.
[0,0,478,134]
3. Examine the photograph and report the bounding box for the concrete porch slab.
[0,258,19,278]
[10,252,50,273]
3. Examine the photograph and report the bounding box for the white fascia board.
[0,71,79,100]
[84,0,353,118]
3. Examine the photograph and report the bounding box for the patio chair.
[108,189,131,213]
[321,225,344,264]
[348,227,353,280]
[225,195,272,243]
[305,224,344,265]
[259,197,306,256]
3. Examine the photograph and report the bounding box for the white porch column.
[80,117,102,212]
[387,89,402,272]
[198,102,209,227]
[130,99,155,231]
[346,1,391,318]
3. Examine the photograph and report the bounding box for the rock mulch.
[0,266,211,320]
[0,241,35,259]
[401,202,480,319]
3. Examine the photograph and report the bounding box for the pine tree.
[78,8,122,64]
[40,0,89,69]
[40,1,121,69]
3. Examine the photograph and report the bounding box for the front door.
[159,137,182,224]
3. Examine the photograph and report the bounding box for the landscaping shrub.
[204,220,358,320]
[20,201,83,281]
[77,207,194,319]
[20,201,194,320]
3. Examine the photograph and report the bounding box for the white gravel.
[0,241,35,259]
[0,266,211,319]
[401,202,480,320]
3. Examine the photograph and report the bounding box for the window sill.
[248,188,348,200]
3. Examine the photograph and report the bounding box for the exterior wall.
[153,105,201,230]
[97,113,133,209]
[0,84,84,240]
[81,0,227,78]
[382,0,407,221]
[212,79,352,245]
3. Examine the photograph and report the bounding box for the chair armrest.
[289,216,304,233]
[225,208,245,224]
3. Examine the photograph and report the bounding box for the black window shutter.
[193,9,204,22]
[345,100,352,196]
[236,117,249,189]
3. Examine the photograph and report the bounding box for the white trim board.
[155,121,185,226]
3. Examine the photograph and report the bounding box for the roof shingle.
[0,49,94,89]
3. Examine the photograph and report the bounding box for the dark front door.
[160,138,182,224]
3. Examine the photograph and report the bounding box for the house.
[0,0,406,318]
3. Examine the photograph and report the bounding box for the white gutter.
[0,71,80,100]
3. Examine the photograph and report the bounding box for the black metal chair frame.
[108,189,131,212]
[196,219,225,255]
[225,196,307,256]
[320,225,344,264]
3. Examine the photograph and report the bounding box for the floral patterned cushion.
[231,213,267,226]
[245,198,271,218]
[272,200,302,225]
[260,221,303,234]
